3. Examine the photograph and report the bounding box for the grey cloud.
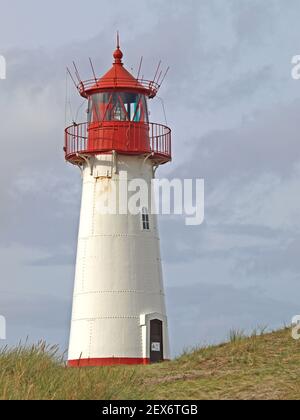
[237,234,300,277]
[27,252,75,267]
[167,281,297,354]
[0,293,71,331]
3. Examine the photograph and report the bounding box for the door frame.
[140,313,169,361]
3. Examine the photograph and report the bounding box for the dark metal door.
[150,319,163,363]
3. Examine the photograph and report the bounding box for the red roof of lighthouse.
[96,45,145,91]
[77,40,160,99]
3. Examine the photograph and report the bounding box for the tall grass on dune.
[0,328,300,400]
[0,341,142,400]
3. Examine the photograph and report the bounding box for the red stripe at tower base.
[68,357,150,367]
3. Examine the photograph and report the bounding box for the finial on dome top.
[117,31,120,49]
[113,31,123,64]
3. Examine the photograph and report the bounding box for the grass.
[0,328,299,400]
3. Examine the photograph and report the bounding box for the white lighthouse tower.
[65,39,172,366]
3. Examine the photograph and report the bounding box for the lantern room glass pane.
[88,91,148,123]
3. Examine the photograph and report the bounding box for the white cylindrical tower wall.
[68,153,170,365]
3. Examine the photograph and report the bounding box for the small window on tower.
[141,207,150,231]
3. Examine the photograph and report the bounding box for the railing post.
[65,131,67,154]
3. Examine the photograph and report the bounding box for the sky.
[0,0,300,356]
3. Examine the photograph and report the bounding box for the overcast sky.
[0,0,300,356]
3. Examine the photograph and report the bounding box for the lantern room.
[88,91,149,124]
[64,40,172,165]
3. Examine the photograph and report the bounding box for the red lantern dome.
[64,38,171,165]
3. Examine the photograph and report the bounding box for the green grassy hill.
[0,328,299,400]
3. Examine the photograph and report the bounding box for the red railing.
[64,122,171,164]
[78,78,160,98]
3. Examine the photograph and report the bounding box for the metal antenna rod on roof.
[117,31,120,48]
[137,56,143,80]
[89,57,98,83]
[72,61,82,84]
[159,66,170,88]
[153,60,162,84]
[66,67,78,89]
[156,70,163,86]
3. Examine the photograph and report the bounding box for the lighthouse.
[65,38,172,366]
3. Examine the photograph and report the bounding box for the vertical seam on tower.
[81,239,87,292]
[88,319,93,359]
[91,179,97,236]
